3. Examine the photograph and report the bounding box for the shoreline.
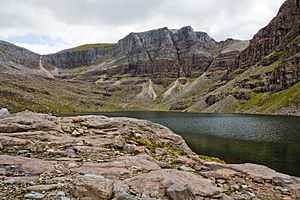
[0,111,300,199]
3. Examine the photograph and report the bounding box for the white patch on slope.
[137,79,157,100]
[162,78,190,99]
[180,72,207,96]
[38,55,55,78]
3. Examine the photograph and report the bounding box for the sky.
[0,0,285,54]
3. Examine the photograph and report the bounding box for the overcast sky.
[0,0,285,54]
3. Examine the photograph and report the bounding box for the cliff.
[0,111,299,199]
[235,0,300,91]
[41,26,248,79]
[0,41,54,78]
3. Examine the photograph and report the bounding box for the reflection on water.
[61,111,300,177]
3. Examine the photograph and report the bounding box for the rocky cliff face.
[234,0,300,91]
[0,41,55,78]
[39,26,248,78]
[210,39,249,70]
[43,45,112,69]
[236,0,300,69]
[0,40,39,70]
[110,26,217,77]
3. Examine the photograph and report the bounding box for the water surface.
[62,111,300,177]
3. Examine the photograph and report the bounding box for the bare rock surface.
[0,111,299,199]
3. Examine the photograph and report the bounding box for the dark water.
[62,111,300,177]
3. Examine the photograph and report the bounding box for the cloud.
[0,0,285,54]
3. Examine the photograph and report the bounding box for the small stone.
[72,116,83,123]
[241,185,248,190]
[77,128,84,134]
[155,148,168,156]
[216,179,226,184]
[66,147,76,155]
[60,197,71,200]
[24,192,45,199]
[247,192,256,197]
[112,135,125,148]
[57,191,65,196]
[68,163,77,168]
[123,144,136,154]
[180,166,195,172]
[252,177,263,183]
[71,130,81,137]
[0,108,9,119]
[3,179,16,185]
[230,184,240,191]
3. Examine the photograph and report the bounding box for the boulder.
[0,108,9,119]
[72,174,114,200]
[124,169,222,199]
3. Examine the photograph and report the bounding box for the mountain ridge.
[0,0,299,115]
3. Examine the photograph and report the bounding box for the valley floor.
[0,73,299,116]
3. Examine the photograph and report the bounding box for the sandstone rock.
[0,155,55,177]
[73,155,160,178]
[166,184,196,200]
[72,174,114,200]
[0,111,58,133]
[124,169,222,198]
[0,111,299,199]
[27,183,63,192]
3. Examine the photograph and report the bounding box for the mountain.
[40,26,248,80]
[0,41,55,78]
[0,0,299,115]
[235,0,300,91]
[186,0,300,114]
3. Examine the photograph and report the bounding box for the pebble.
[24,192,45,199]
[71,130,81,137]
[180,166,195,172]
[0,108,9,119]
[3,179,16,185]
[66,148,76,155]
[57,191,65,196]
[68,162,77,168]
[216,179,226,184]
[241,185,248,190]
[230,184,240,191]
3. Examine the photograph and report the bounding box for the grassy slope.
[0,62,298,115]
[68,43,113,52]
[0,73,123,113]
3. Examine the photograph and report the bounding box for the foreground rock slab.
[0,111,300,199]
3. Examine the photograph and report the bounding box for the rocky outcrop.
[210,39,249,70]
[236,0,300,69]
[109,26,217,78]
[0,41,55,78]
[37,26,248,79]
[0,111,300,199]
[233,0,300,91]
[0,41,39,70]
[42,45,111,69]
[0,26,249,80]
